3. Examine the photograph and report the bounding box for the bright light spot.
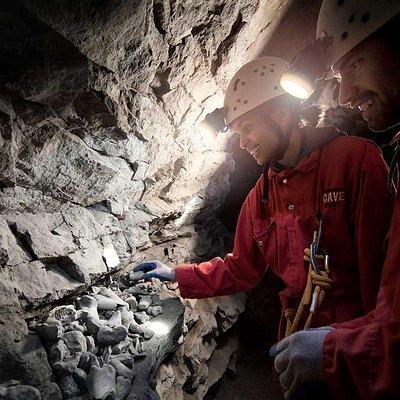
[280,72,314,100]
[102,245,120,270]
[175,195,204,226]
[147,321,170,336]
[196,121,217,146]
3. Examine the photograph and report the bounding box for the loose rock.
[59,375,80,399]
[0,385,41,400]
[97,325,128,346]
[128,321,154,340]
[87,364,117,400]
[94,294,118,311]
[146,306,163,317]
[116,376,132,400]
[137,295,151,311]
[63,331,87,354]
[133,311,150,324]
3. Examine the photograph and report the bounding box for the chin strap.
[260,119,295,204]
[269,119,291,163]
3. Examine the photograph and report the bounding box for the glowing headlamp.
[197,108,228,138]
[280,38,329,101]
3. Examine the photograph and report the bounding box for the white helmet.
[224,57,288,126]
[317,0,400,69]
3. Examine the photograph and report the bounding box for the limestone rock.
[97,325,128,346]
[109,358,134,379]
[58,375,80,399]
[87,364,117,400]
[128,321,154,341]
[133,312,150,325]
[137,295,151,311]
[0,384,41,400]
[116,376,131,400]
[49,305,77,327]
[34,320,63,344]
[63,331,87,355]
[94,294,118,311]
[49,340,70,363]
[52,356,80,377]
[5,213,75,260]
[0,0,268,397]
[72,368,88,392]
[0,217,30,267]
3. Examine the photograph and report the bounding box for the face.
[229,106,283,165]
[333,36,400,132]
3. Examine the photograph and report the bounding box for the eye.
[348,59,361,74]
[243,125,252,133]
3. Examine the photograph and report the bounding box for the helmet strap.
[264,117,291,163]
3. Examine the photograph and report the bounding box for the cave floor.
[205,315,283,400]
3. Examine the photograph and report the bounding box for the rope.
[285,253,332,337]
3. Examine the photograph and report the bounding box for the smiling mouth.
[357,96,375,113]
[249,145,260,159]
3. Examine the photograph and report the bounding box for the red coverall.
[323,144,400,399]
[176,130,392,339]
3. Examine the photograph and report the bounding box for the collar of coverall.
[269,125,341,175]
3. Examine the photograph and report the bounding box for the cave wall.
[0,0,297,309]
[0,0,294,397]
[0,1,334,398]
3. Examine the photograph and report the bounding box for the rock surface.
[0,0,322,399]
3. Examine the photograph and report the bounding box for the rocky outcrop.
[0,0,291,397]
[1,0,347,398]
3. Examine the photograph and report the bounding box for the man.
[134,56,391,349]
[275,1,400,399]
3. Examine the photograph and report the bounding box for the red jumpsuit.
[176,130,392,339]
[323,149,400,399]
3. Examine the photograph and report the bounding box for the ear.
[271,105,292,129]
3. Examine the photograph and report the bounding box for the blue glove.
[133,260,176,281]
[273,327,333,399]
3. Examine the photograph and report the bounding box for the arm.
[349,141,393,313]
[323,321,400,399]
[175,189,268,299]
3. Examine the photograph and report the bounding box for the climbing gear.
[285,219,332,337]
[223,56,288,126]
[388,132,400,195]
[281,0,400,100]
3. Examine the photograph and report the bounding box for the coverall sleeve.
[175,189,267,299]
[348,141,393,313]
[323,321,400,399]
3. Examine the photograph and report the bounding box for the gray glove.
[133,260,176,281]
[274,327,333,399]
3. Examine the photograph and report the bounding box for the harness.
[284,219,332,337]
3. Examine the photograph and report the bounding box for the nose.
[338,76,360,107]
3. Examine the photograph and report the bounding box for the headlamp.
[280,38,329,101]
[198,108,228,137]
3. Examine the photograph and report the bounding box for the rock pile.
[34,273,185,400]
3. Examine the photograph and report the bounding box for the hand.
[133,260,176,281]
[303,247,325,263]
[273,327,333,399]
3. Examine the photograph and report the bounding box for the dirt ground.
[205,315,284,400]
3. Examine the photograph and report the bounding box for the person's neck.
[278,127,302,168]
